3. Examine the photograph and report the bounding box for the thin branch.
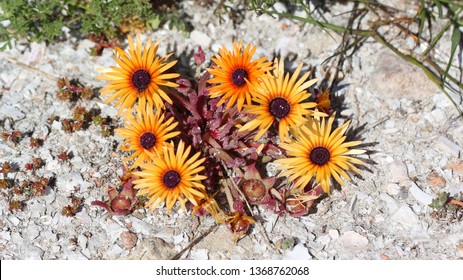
[170,224,219,260]
[1,55,59,82]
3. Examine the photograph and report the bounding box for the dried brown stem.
[449,199,463,207]
[170,224,219,260]
[2,55,59,82]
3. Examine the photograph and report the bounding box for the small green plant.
[62,190,84,217]
[0,0,189,51]
[430,191,463,221]
[51,77,117,136]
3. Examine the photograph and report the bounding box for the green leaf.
[432,0,443,18]
[443,26,461,83]
[418,0,426,43]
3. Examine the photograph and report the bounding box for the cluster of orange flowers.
[97,34,365,228]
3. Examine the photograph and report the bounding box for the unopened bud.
[194,46,205,65]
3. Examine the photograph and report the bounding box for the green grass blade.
[418,0,426,42]
[432,0,444,17]
[443,26,461,83]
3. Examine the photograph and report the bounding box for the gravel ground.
[1,0,463,260]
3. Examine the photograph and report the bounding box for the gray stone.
[0,104,25,120]
[368,51,438,100]
[391,205,419,227]
[45,159,61,172]
[64,250,89,260]
[11,232,24,244]
[229,254,241,260]
[0,230,11,244]
[129,217,155,236]
[23,245,44,260]
[75,208,92,225]
[386,183,401,196]
[436,136,461,157]
[316,234,331,247]
[126,237,174,260]
[25,223,40,241]
[8,216,21,227]
[56,172,91,193]
[101,220,125,243]
[28,201,46,219]
[379,192,399,214]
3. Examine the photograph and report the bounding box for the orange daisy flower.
[275,114,365,194]
[239,58,325,142]
[116,104,180,169]
[98,34,180,114]
[207,41,272,111]
[132,141,207,213]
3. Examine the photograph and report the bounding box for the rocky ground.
[1,0,463,260]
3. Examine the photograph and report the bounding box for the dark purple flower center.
[163,170,181,189]
[132,69,151,92]
[139,132,156,149]
[269,97,290,119]
[231,68,248,87]
[309,147,331,166]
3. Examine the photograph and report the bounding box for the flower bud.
[194,46,205,65]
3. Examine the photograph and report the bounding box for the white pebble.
[316,235,331,247]
[51,120,62,130]
[408,182,436,205]
[129,217,154,236]
[272,2,287,13]
[283,244,311,260]
[229,255,241,260]
[11,232,23,244]
[56,172,91,193]
[0,104,25,120]
[78,235,88,249]
[374,235,385,249]
[386,183,401,196]
[389,160,409,182]
[192,249,209,260]
[23,245,44,260]
[379,193,399,214]
[436,136,461,157]
[101,221,125,243]
[45,159,61,172]
[275,36,298,57]
[430,108,446,123]
[26,223,40,241]
[340,231,369,250]
[391,205,419,228]
[0,230,11,244]
[8,216,21,227]
[328,229,339,240]
[190,30,212,48]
